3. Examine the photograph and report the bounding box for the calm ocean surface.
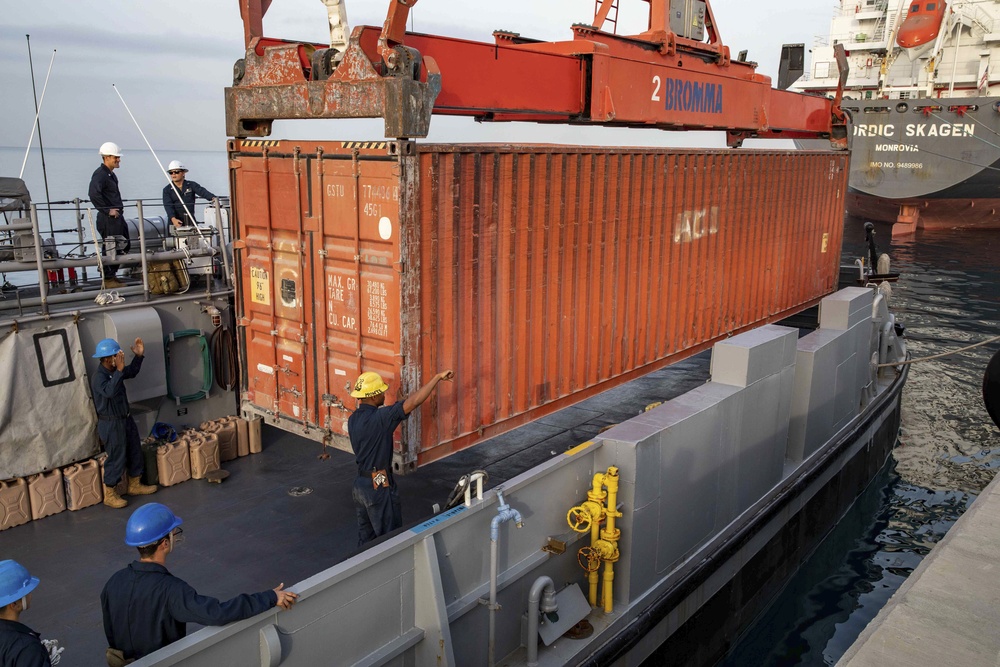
[1,145,229,205]
[722,223,1000,665]
[5,146,999,665]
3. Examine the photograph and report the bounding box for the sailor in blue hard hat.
[101,503,298,661]
[91,337,157,508]
[0,559,53,666]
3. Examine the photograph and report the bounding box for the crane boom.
[228,0,848,147]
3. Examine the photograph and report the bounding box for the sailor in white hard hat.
[162,160,217,228]
[88,142,129,289]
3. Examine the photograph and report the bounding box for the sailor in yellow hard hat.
[348,368,453,545]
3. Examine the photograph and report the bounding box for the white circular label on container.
[378,216,392,240]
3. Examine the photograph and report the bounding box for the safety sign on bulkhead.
[251,266,270,305]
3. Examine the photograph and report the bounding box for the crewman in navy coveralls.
[348,369,454,545]
[0,560,54,667]
[102,504,298,664]
[90,337,157,509]
[88,141,128,288]
[161,160,217,228]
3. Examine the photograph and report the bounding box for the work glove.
[41,638,65,665]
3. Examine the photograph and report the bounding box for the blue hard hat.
[93,338,122,358]
[125,503,183,547]
[0,560,39,607]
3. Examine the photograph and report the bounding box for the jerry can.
[27,469,66,520]
[0,478,31,531]
[63,460,103,511]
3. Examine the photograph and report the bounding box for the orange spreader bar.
[229,0,846,146]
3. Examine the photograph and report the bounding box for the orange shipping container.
[230,139,848,472]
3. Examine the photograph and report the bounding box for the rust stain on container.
[230,140,848,471]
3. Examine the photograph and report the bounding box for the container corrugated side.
[230,140,848,471]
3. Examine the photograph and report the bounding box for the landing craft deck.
[232,140,849,471]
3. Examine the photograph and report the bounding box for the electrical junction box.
[13,230,36,262]
[670,0,706,41]
[170,224,217,275]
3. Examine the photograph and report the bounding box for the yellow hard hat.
[351,371,389,398]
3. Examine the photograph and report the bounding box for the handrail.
[0,194,233,321]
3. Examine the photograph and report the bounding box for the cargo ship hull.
[844,97,1000,232]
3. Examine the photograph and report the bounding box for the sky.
[0,0,833,153]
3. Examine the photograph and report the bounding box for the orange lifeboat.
[897,1,947,49]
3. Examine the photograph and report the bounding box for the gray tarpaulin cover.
[0,320,98,479]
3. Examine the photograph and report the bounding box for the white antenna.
[111,84,206,244]
[19,49,56,180]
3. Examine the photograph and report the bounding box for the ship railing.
[829,30,887,47]
[838,1,889,18]
[0,196,234,320]
[964,5,995,35]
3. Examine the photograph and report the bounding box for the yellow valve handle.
[567,505,592,533]
[577,546,602,572]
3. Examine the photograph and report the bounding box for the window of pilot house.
[911,4,920,12]
[926,3,936,9]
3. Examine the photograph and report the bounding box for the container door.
[236,148,312,430]
[315,147,404,451]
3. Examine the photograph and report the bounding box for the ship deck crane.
[229,0,849,148]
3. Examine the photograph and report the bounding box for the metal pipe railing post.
[213,197,232,288]
[73,198,88,283]
[136,200,150,300]
[29,204,48,315]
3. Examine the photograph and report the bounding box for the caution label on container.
[251,266,270,305]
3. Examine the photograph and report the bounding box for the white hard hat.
[167,160,188,172]
[99,142,122,157]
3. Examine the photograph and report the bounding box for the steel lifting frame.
[227,0,849,147]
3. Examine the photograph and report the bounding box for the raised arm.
[402,370,453,415]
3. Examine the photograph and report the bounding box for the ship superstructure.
[792,0,1000,233]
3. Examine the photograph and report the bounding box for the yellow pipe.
[603,467,620,541]
[570,467,625,610]
[584,499,603,606]
[588,472,607,505]
[601,468,620,613]
[602,561,615,614]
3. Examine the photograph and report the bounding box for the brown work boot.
[103,485,128,509]
[102,277,123,289]
[127,476,157,496]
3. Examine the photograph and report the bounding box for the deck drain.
[288,486,313,497]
